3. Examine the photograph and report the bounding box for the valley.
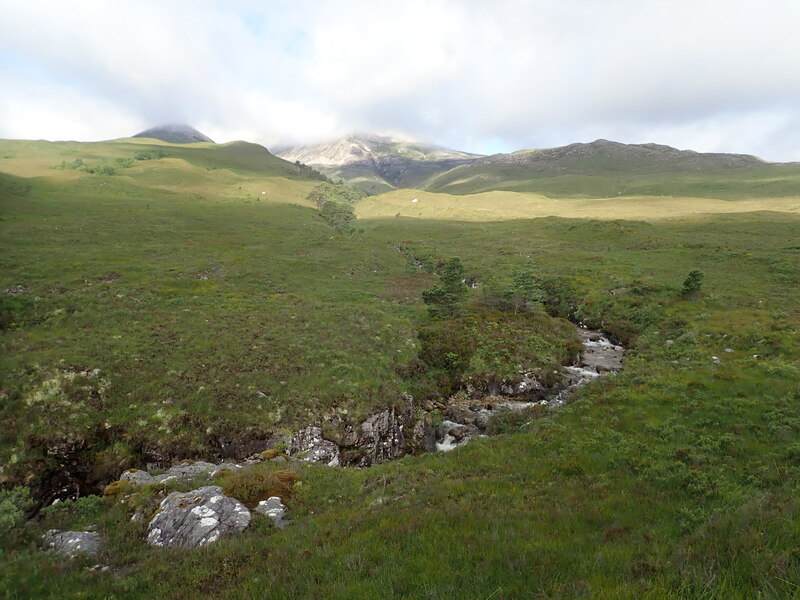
[1,132,799,599]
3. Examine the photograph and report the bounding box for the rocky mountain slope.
[132,124,214,144]
[276,134,482,193]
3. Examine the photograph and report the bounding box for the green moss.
[221,465,300,509]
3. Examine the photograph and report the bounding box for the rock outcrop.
[254,496,289,529]
[119,461,242,488]
[340,407,407,466]
[289,426,340,466]
[146,486,251,548]
[42,529,102,557]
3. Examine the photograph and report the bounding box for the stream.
[435,326,625,451]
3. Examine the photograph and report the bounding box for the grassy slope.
[357,188,800,222]
[2,140,800,598]
[425,161,800,200]
[0,141,431,461]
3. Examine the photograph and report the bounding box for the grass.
[424,158,800,200]
[358,188,800,221]
[1,138,800,598]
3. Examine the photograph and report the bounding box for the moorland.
[1,133,799,599]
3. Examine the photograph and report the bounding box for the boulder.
[449,425,472,442]
[289,426,340,466]
[211,462,243,476]
[153,461,218,484]
[445,406,477,425]
[43,529,102,557]
[473,412,491,432]
[146,486,251,548]
[120,469,156,486]
[412,418,437,453]
[254,496,289,529]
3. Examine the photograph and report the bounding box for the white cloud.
[1,0,799,159]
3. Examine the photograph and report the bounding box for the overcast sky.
[1,0,799,160]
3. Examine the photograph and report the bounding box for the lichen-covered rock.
[254,496,288,529]
[146,486,251,548]
[354,408,406,465]
[43,529,102,557]
[289,426,340,466]
[338,407,410,467]
[120,469,156,486]
[153,461,218,484]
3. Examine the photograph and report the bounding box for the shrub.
[134,150,169,161]
[39,495,105,528]
[681,270,704,297]
[422,257,469,318]
[0,487,33,532]
[222,466,299,509]
[114,157,135,169]
[55,158,84,170]
[320,200,356,234]
[307,182,365,209]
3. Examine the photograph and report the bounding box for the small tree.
[320,200,356,233]
[481,264,544,313]
[422,257,469,318]
[681,269,704,297]
[506,265,544,313]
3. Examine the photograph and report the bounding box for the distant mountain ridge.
[423,138,780,196]
[475,139,766,174]
[275,134,482,193]
[133,124,214,144]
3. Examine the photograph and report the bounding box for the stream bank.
[29,328,624,508]
[434,326,625,451]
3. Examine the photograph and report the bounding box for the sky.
[1,0,799,160]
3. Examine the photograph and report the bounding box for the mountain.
[472,139,765,174]
[132,124,214,144]
[424,139,777,197]
[275,134,482,193]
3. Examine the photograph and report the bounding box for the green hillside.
[424,140,800,199]
[1,139,800,598]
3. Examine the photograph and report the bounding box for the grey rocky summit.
[132,124,214,144]
[42,529,102,557]
[275,134,482,191]
[147,486,251,548]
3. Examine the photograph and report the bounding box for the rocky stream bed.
[41,326,624,556]
[434,327,625,451]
